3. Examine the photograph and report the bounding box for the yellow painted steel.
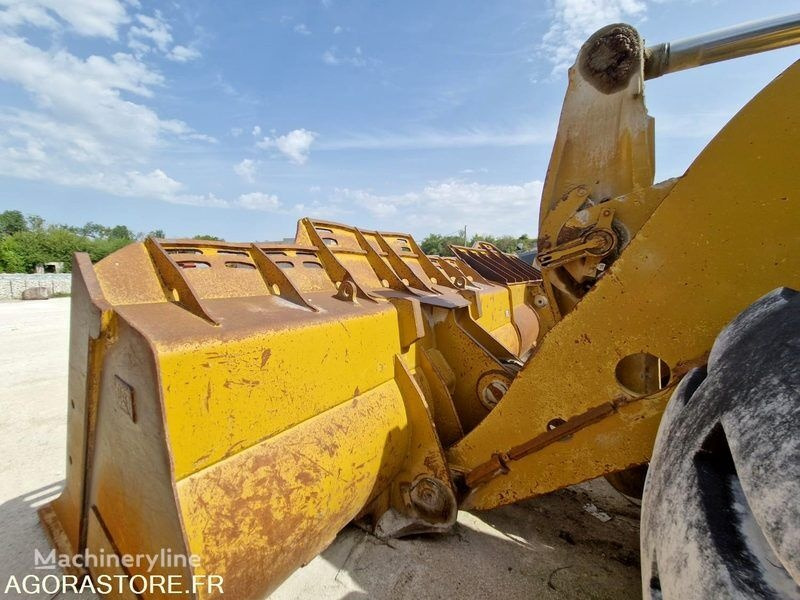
[177,381,409,598]
[154,306,402,479]
[470,286,519,353]
[450,59,800,509]
[41,217,537,598]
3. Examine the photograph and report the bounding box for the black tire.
[641,288,800,599]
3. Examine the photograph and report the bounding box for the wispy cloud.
[234,158,258,183]
[257,129,317,164]
[316,128,551,151]
[167,44,201,63]
[127,10,201,62]
[0,1,232,210]
[325,179,543,236]
[541,0,647,73]
[322,45,375,68]
[237,192,280,211]
[293,22,311,35]
[0,0,129,39]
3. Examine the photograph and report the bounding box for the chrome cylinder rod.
[645,13,800,79]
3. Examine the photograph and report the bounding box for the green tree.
[41,228,92,267]
[87,237,131,263]
[0,211,179,272]
[0,210,28,236]
[1,230,48,272]
[109,225,135,240]
[516,234,537,253]
[419,233,465,256]
[148,229,166,238]
[0,235,25,272]
[80,221,110,239]
[193,234,223,241]
[27,214,45,231]
[419,231,537,256]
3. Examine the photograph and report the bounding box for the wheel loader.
[39,13,800,600]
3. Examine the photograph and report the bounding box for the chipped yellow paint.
[451,60,800,508]
[177,381,409,599]
[156,306,403,479]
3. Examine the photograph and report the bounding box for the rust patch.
[260,348,272,368]
[671,351,710,379]
[296,471,315,485]
[578,24,641,94]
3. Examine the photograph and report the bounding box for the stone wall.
[0,273,71,300]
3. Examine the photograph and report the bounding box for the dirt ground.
[0,297,643,599]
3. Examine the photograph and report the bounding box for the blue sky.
[0,0,797,241]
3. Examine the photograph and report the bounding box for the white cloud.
[237,192,280,211]
[0,3,59,31]
[333,25,342,34]
[0,37,173,149]
[293,22,310,35]
[128,11,172,53]
[233,158,257,183]
[322,49,338,66]
[167,44,201,62]
[230,127,243,137]
[541,0,647,73]
[127,10,201,61]
[257,129,317,165]
[0,4,218,209]
[0,132,224,206]
[322,45,372,68]
[251,125,261,137]
[328,179,543,236]
[124,168,182,197]
[317,127,550,151]
[0,0,130,39]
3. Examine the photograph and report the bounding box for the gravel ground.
[0,297,643,599]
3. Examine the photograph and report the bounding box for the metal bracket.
[538,206,617,272]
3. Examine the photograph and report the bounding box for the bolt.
[337,280,357,301]
[409,477,451,521]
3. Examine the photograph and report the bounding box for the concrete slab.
[0,298,643,599]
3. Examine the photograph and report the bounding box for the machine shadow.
[0,480,94,599]
[284,478,643,600]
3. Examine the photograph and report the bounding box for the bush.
[419,232,537,256]
[0,210,144,273]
